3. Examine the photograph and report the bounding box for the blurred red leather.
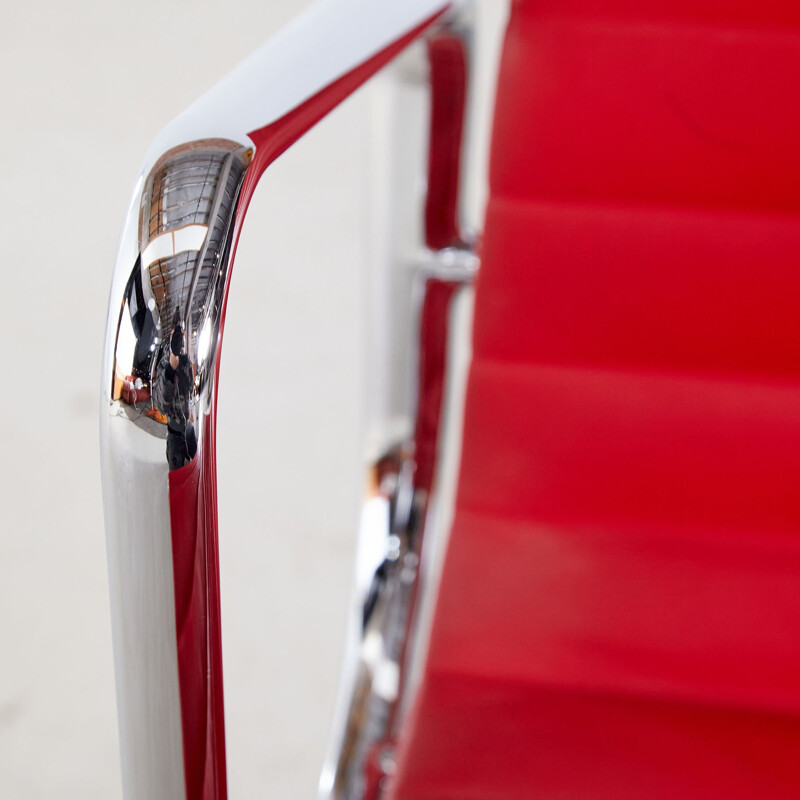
[389,1,800,797]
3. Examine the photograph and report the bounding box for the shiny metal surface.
[319,9,477,798]
[100,1,472,798]
[320,267,475,800]
[320,318,467,800]
[108,140,250,448]
[101,138,251,800]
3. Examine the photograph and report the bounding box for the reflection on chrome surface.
[110,140,250,466]
[321,11,477,798]
[323,260,475,800]
[101,138,253,800]
[100,1,475,799]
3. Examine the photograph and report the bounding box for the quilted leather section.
[389,1,800,797]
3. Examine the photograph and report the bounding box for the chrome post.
[100,2,469,799]
[319,5,478,797]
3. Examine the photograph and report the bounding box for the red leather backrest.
[389,2,800,797]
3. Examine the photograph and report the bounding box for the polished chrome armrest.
[100,2,473,799]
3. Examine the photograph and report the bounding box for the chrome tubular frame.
[100,2,475,798]
[320,258,476,800]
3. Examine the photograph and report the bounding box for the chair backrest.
[388,1,800,796]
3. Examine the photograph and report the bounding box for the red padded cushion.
[389,1,800,797]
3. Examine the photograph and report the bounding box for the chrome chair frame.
[100,1,477,798]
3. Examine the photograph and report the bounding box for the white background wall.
[0,1,506,797]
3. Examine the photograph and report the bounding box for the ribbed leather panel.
[389,1,800,797]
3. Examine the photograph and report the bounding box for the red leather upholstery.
[389,1,800,797]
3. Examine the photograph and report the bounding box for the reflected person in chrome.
[154,319,197,471]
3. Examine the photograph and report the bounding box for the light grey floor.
[0,1,505,797]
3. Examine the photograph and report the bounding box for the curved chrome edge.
[101,2,457,799]
[136,0,457,180]
[318,265,476,800]
[101,138,250,800]
[318,6,478,796]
